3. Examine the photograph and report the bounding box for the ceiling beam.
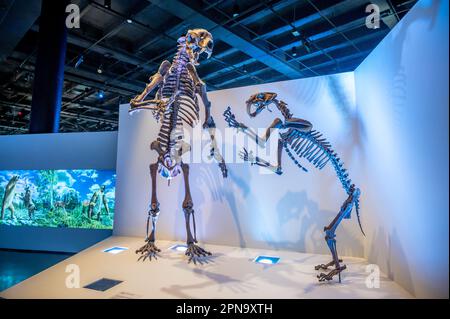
[150,0,304,79]
[30,25,157,73]
[0,0,41,62]
[256,0,368,41]
[202,17,389,83]
[8,50,142,97]
[0,100,118,125]
[229,0,299,27]
[198,0,369,71]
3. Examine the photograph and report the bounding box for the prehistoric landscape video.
[0,169,115,229]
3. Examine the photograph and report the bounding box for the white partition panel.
[114,72,366,257]
[354,0,449,298]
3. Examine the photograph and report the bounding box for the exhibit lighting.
[126,18,133,24]
[292,46,297,57]
[104,0,111,9]
[254,255,280,265]
[169,244,188,252]
[291,29,300,37]
[232,2,240,18]
[97,64,103,74]
[97,90,105,99]
[74,55,84,68]
[103,247,128,254]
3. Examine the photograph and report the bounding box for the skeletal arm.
[187,63,228,178]
[130,60,171,109]
[240,138,284,175]
[223,107,283,148]
[244,118,283,148]
[224,107,284,174]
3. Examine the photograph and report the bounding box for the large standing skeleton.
[224,92,364,282]
[129,29,227,263]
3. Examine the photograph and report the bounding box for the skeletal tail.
[355,196,365,236]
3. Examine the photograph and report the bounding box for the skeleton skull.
[182,29,214,65]
[246,92,278,117]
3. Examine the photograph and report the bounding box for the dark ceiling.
[0,0,417,135]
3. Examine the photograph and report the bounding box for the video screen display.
[0,169,115,229]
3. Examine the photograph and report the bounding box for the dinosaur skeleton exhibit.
[224,92,365,282]
[129,29,227,263]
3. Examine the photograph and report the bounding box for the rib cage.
[155,43,200,153]
[281,129,353,195]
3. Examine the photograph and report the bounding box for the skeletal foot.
[317,265,347,282]
[185,243,212,264]
[136,240,161,261]
[314,259,343,270]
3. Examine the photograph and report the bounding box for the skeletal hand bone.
[185,243,212,265]
[239,148,256,164]
[223,107,247,131]
[136,239,161,262]
[202,116,216,129]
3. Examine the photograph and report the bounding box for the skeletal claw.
[315,264,327,271]
[185,243,211,264]
[314,259,342,270]
[317,273,333,282]
[136,241,160,262]
[316,265,346,282]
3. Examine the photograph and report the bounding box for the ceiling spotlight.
[291,29,300,37]
[97,64,103,74]
[97,90,105,99]
[232,2,240,18]
[291,46,297,57]
[75,55,84,68]
[126,18,133,24]
[104,0,111,9]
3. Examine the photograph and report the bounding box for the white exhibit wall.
[354,0,449,298]
[0,131,118,252]
[114,71,367,257]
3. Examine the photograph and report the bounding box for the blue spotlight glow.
[291,29,300,37]
[254,255,280,265]
[75,55,84,68]
[169,244,188,253]
[103,246,128,254]
[97,90,105,99]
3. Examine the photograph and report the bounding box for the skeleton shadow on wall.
[327,76,366,155]
[260,190,364,257]
[189,163,250,248]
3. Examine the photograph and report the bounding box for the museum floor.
[0,236,412,299]
[0,249,73,292]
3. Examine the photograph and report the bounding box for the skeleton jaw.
[246,92,278,117]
